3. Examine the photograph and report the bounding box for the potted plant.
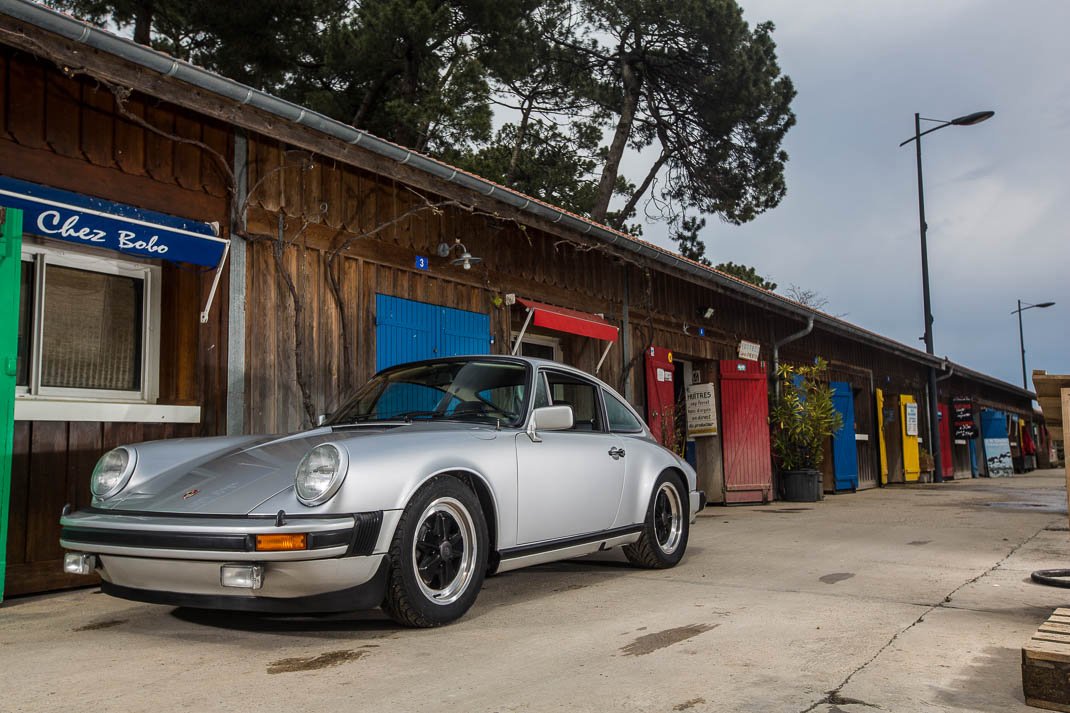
[770,358,843,502]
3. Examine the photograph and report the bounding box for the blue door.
[830,381,859,491]
[980,409,1012,477]
[375,294,490,371]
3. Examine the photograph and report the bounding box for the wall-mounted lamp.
[697,307,715,320]
[437,238,482,270]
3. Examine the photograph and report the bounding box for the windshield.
[326,360,530,427]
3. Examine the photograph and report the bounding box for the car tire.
[382,476,488,627]
[623,470,690,569]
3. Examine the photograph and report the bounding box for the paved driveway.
[3,471,1069,713]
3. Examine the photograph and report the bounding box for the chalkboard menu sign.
[952,398,978,439]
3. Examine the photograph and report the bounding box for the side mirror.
[527,405,574,442]
[317,414,328,426]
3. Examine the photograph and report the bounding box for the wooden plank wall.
[3,48,230,595]
[241,131,1032,436]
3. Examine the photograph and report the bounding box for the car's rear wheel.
[623,471,689,569]
[382,477,488,627]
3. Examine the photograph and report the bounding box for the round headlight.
[91,448,135,500]
[295,443,348,506]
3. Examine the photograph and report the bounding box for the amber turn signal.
[255,533,308,551]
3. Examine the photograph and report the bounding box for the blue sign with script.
[0,176,227,267]
[415,255,429,270]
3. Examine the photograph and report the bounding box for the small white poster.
[685,383,718,438]
[905,402,919,437]
[984,438,1013,477]
[738,340,761,361]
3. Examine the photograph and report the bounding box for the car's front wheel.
[623,471,689,569]
[382,477,488,627]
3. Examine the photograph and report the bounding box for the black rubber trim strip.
[498,525,643,560]
[348,511,383,557]
[62,526,359,552]
[306,530,353,550]
[63,527,253,552]
[100,558,391,614]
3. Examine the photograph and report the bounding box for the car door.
[514,369,626,544]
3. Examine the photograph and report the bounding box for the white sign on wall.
[904,402,919,437]
[738,340,761,361]
[686,383,718,438]
[984,438,1013,477]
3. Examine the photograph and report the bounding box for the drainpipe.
[935,358,954,382]
[772,315,815,397]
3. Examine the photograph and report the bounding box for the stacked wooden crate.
[1024,608,1070,711]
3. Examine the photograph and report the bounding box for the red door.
[645,347,676,449]
[938,402,954,479]
[719,360,773,504]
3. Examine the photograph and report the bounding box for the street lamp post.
[900,110,994,484]
[1013,300,1055,389]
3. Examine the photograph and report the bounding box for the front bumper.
[98,557,390,613]
[690,490,707,522]
[60,509,395,613]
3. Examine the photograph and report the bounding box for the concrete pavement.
[2,470,1069,712]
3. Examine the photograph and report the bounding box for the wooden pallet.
[1024,609,1070,711]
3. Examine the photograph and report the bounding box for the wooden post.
[1062,388,1070,530]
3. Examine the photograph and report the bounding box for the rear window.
[604,390,643,433]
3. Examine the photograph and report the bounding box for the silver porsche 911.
[60,356,705,627]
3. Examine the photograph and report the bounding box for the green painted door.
[0,208,22,602]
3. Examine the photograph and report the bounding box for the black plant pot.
[779,469,823,502]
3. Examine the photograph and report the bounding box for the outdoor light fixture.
[437,238,482,270]
[1012,300,1056,389]
[899,108,995,484]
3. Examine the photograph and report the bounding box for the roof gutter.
[0,0,1035,403]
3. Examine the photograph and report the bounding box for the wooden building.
[0,2,1038,599]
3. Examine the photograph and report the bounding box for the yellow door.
[901,394,920,482]
[876,388,888,485]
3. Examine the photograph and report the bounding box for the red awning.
[517,298,619,342]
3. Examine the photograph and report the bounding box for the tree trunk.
[133,0,154,45]
[394,46,421,147]
[505,101,534,185]
[614,149,669,228]
[351,67,399,129]
[591,57,642,224]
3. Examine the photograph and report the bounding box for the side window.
[532,372,550,409]
[545,371,604,432]
[604,390,643,433]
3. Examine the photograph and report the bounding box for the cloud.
[616,0,1070,387]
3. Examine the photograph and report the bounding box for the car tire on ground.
[382,476,488,627]
[623,470,689,569]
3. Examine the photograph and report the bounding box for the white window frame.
[520,333,561,362]
[17,239,161,405]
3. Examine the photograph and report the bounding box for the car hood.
[101,423,484,515]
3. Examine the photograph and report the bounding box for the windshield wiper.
[395,410,445,423]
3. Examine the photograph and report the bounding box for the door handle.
[608,447,626,459]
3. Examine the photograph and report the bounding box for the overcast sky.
[627,0,1069,390]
